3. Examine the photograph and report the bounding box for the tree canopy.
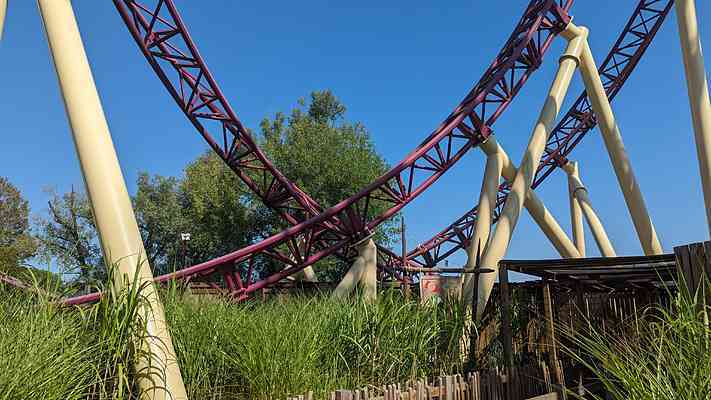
[0,177,37,273]
[33,90,395,285]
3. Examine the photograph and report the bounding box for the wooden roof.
[500,254,677,292]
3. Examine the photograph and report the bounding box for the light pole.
[180,233,191,269]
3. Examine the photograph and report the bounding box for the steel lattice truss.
[63,0,671,304]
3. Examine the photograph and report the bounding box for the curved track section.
[64,0,572,305]
[403,0,672,268]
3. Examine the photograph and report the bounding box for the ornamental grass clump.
[561,281,711,400]
[164,289,467,400]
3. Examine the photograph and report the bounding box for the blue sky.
[0,1,709,271]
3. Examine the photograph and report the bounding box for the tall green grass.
[0,266,174,399]
[561,284,711,400]
[164,289,467,399]
[0,281,467,399]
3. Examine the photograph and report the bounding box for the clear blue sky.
[0,1,709,270]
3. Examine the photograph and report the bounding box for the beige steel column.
[476,25,587,318]
[563,162,616,257]
[332,238,377,300]
[480,137,581,259]
[676,0,711,236]
[462,146,504,302]
[566,161,586,256]
[0,0,6,40]
[37,1,187,399]
[578,36,663,255]
[360,239,378,302]
[332,253,365,298]
[301,266,318,282]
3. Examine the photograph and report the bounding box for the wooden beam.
[543,283,564,393]
[499,263,514,368]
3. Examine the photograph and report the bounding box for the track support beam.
[37,1,187,398]
[0,0,6,40]
[578,31,663,255]
[332,238,377,302]
[563,161,616,257]
[476,24,587,318]
[464,136,582,305]
[463,142,504,301]
[566,161,586,256]
[675,0,711,237]
[482,137,581,259]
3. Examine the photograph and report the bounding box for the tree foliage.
[35,90,395,284]
[133,173,187,275]
[258,91,394,279]
[34,188,103,285]
[260,90,389,210]
[0,177,37,272]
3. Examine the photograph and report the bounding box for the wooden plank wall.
[673,241,711,303]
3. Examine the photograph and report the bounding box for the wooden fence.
[287,365,558,400]
[674,241,711,304]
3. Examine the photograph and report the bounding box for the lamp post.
[180,233,191,269]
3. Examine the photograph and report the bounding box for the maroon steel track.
[63,0,573,305]
[404,0,672,269]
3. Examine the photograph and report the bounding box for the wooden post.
[675,241,711,307]
[401,216,411,299]
[543,283,564,396]
[499,263,514,368]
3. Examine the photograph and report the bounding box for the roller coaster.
[6,0,710,398]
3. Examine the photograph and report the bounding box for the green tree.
[0,177,37,273]
[35,91,397,286]
[179,152,257,266]
[133,173,187,275]
[258,90,395,280]
[34,188,103,285]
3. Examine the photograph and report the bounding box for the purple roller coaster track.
[46,0,671,305]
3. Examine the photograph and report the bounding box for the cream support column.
[463,136,581,304]
[360,239,378,302]
[578,37,663,255]
[37,1,187,399]
[566,161,586,256]
[476,25,586,318]
[563,162,616,257]
[0,0,6,40]
[480,137,581,259]
[332,253,365,298]
[332,238,377,301]
[462,146,504,301]
[301,266,318,282]
[676,0,711,236]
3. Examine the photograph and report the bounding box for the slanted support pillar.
[476,24,587,318]
[332,253,365,298]
[462,142,504,301]
[37,0,187,398]
[563,161,616,257]
[578,32,663,255]
[332,238,377,302]
[0,0,6,40]
[566,162,586,256]
[360,239,377,302]
[675,0,711,237]
[481,137,581,259]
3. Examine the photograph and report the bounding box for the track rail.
[64,0,573,305]
[404,0,673,268]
